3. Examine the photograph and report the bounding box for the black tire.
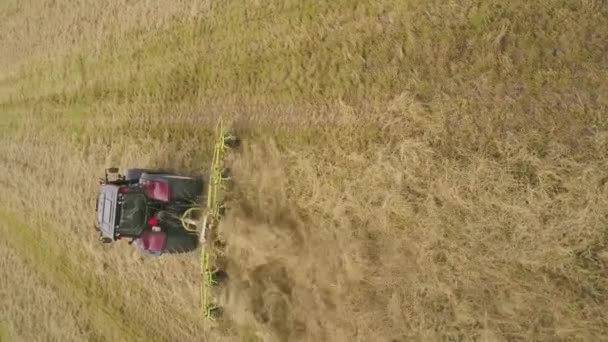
[208,306,223,319]
[125,168,164,182]
[140,173,204,203]
[223,134,240,148]
[211,270,229,284]
[154,211,199,253]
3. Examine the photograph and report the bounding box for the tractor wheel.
[125,168,164,182]
[211,269,229,284]
[140,173,204,203]
[223,134,240,148]
[207,306,223,319]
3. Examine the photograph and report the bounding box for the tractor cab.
[96,184,151,242]
[94,167,204,243]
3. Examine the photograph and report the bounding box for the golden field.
[0,1,607,341]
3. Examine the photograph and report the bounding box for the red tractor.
[95,168,204,256]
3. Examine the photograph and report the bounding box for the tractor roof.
[97,184,119,239]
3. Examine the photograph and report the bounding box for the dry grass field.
[1,1,607,341]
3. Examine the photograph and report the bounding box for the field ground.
[1,1,607,341]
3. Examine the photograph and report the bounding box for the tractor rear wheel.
[125,168,164,182]
[140,173,204,203]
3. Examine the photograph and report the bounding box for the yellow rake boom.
[200,118,231,319]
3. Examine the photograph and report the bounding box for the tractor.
[95,168,204,255]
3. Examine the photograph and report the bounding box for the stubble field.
[1,1,607,341]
